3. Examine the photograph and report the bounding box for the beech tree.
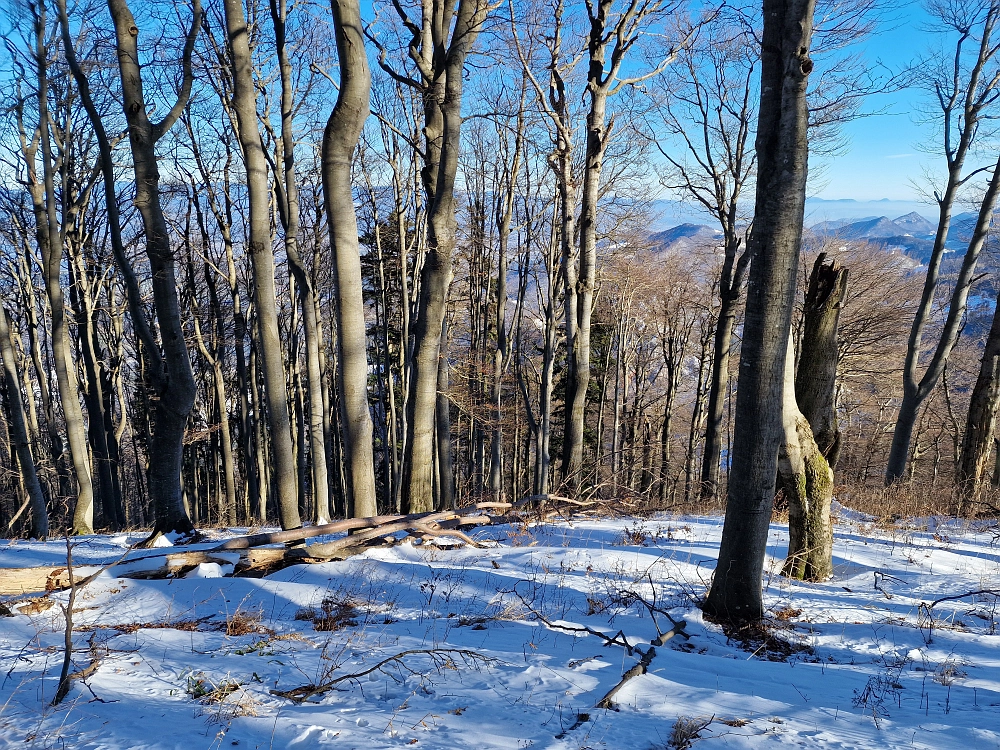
[371,0,491,513]
[57,0,203,541]
[886,0,1000,484]
[324,0,378,518]
[704,0,816,622]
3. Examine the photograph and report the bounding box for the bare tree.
[59,0,203,540]
[704,0,816,622]
[372,0,491,513]
[886,0,1000,483]
[323,0,378,517]
[649,16,757,502]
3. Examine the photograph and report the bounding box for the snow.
[0,512,998,749]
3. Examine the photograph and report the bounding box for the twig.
[270,648,494,703]
[512,582,637,654]
[927,588,1000,610]
[52,535,77,706]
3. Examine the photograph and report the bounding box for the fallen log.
[214,502,513,551]
[1,496,582,595]
[0,547,290,596]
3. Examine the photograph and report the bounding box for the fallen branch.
[596,645,657,709]
[270,648,493,703]
[512,582,637,654]
[926,588,1000,610]
[217,502,513,552]
[0,548,290,597]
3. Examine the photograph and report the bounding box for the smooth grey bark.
[795,253,849,469]
[0,307,48,539]
[888,151,1000,483]
[60,0,202,540]
[436,320,455,510]
[704,0,816,623]
[28,3,95,533]
[221,0,301,530]
[886,3,1000,483]
[267,0,331,523]
[957,283,1000,510]
[388,0,489,513]
[323,0,378,518]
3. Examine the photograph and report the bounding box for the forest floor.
[0,504,998,749]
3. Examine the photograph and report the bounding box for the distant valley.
[650,208,989,266]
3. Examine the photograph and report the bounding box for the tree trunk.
[957,285,1000,511]
[221,0,301,530]
[795,253,848,469]
[399,0,487,514]
[91,0,202,539]
[0,307,48,539]
[779,336,834,581]
[269,0,331,524]
[31,5,95,533]
[324,0,378,517]
[704,0,815,623]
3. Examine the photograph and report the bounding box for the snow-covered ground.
[1,508,998,749]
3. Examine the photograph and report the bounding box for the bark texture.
[957,285,1000,510]
[222,0,301,530]
[779,337,834,581]
[795,253,848,469]
[324,0,378,518]
[703,0,815,623]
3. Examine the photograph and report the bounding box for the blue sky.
[811,4,939,202]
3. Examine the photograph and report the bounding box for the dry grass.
[224,603,268,637]
[836,484,955,522]
[667,715,713,749]
[294,596,358,632]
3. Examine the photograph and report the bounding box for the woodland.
[0,0,999,627]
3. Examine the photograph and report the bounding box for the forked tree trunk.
[885,6,1000,482]
[222,0,301,530]
[30,4,95,533]
[779,336,834,581]
[65,0,204,540]
[324,0,378,517]
[704,0,815,623]
[887,153,1000,483]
